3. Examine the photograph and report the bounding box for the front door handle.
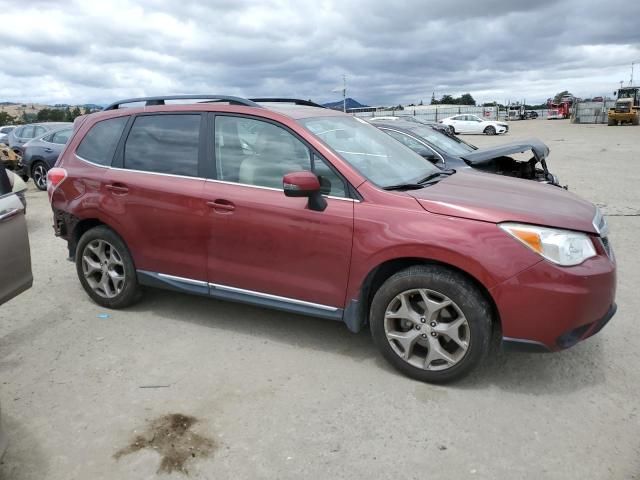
[105,183,129,195]
[206,199,235,212]
[44,148,53,153]
[0,208,20,223]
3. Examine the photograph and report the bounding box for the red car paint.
[50,101,616,352]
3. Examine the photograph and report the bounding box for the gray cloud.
[0,0,638,106]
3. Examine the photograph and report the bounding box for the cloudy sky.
[0,0,639,106]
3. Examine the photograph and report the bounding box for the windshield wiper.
[383,183,425,191]
[417,169,456,184]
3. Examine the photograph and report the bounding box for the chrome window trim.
[204,178,359,202]
[158,273,208,287]
[109,165,200,180]
[75,154,109,168]
[381,127,445,164]
[209,282,339,311]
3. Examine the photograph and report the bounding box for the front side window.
[405,125,475,156]
[300,116,439,188]
[51,129,72,144]
[124,114,200,177]
[214,116,347,196]
[77,116,128,166]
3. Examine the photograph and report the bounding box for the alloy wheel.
[383,288,470,371]
[33,164,48,190]
[81,239,126,298]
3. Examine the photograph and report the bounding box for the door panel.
[0,192,32,305]
[104,169,208,281]
[204,181,354,307]
[206,114,354,308]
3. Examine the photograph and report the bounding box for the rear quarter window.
[76,117,128,166]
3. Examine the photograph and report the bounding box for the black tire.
[633,115,639,126]
[607,118,615,126]
[31,161,49,191]
[448,126,456,135]
[484,126,496,136]
[370,265,492,383]
[75,226,141,309]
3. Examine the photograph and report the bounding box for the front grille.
[615,107,630,113]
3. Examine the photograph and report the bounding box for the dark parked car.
[49,95,615,383]
[21,126,73,190]
[371,119,561,186]
[6,122,71,155]
[525,110,539,119]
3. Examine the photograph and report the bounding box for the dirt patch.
[114,413,216,475]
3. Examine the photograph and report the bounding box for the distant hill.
[322,98,369,110]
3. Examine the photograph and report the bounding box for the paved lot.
[1,119,639,479]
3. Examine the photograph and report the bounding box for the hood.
[408,170,597,233]
[461,138,549,165]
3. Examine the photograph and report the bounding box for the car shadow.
[128,288,607,393]
[128,288,376,362]
[454,338,606,394]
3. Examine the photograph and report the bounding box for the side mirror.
[283,171,327,212]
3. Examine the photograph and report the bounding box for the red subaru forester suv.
[48,96,616,383]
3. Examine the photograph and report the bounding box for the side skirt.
[137,270,344,322]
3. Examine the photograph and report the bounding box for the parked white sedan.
[440,114,509,135]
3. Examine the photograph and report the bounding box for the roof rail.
[103,95,261,111]
[249,98,326,108]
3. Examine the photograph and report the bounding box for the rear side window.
[19,126,34,138]
[34,126,46,136]
[77,117,128,166]
[124,115,200,177]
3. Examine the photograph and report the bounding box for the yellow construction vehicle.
[608,87,640,125]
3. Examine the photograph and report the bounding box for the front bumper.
[496,125,508,134]
[491,251,616,352]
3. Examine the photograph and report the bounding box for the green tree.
[440,94,455,104]
[0,111,15,125]
[83,106,92,115]
[459,93,476,106]
[37,108,51,121]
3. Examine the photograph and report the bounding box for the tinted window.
[124,114,200,176]
[214,116,347,196]
[0,127,14,134]
[77,117,128,166]
[34,126,46,136]
[51,129,72,144]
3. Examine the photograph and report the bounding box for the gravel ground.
[1,119,639,479]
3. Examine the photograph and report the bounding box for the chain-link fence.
[350,106,555,122]
[572,101,616,124]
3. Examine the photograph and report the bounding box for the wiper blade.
[382,183,425,191]
[417,169,456,184]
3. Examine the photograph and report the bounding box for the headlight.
[500,223,596,266]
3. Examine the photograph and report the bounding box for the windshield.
[405,125,476,156]
[618,89,638,99]
[300,116,440,187]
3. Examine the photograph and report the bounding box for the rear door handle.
[206,199,235,212]
[0,208,20,223]
[105,183,129,195]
